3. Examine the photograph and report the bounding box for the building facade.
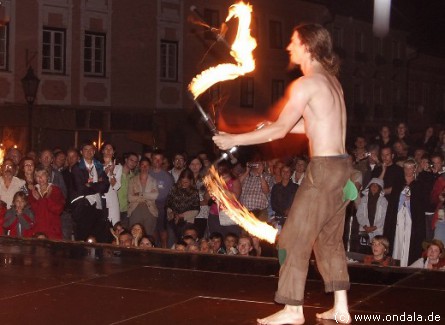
[0,0,443,156]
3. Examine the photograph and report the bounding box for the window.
[269,20,283,49]
[0,24,8,70]
[204,9,220,40]
[42,28,65,73]
[271,79,284,104]
[160,40,178,81]
[240,77,254,107]
[84,32,106,76]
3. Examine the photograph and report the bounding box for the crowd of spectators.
[0,121,444,267]
[349,122,445,269]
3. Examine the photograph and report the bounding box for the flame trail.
[204,166,278,244]
[188,2,257,99]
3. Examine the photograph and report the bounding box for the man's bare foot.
[316,308,351,324]
[257,305,304,325]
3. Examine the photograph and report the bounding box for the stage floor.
[0,237,444,325]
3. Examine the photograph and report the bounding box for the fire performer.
[213,23,355,324]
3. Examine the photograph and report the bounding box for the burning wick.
[204,166,278,244]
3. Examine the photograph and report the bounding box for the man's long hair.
[294,23,340,76]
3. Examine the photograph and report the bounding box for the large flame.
[188,2,257,99]
[204,166,278,244]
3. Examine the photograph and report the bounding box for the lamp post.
[21,66,40,152]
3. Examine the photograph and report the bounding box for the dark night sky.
[325,0,445,57]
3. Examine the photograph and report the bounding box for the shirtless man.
[213,24,353,324]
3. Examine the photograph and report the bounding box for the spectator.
[395,122,413,153]
[188,156,210,238]
[410,239,445,270]
[224,232,239,255]
[291,157,307,186]
[38,149,67,198]
[392,159,426,266]
[431,173,445,243]
[17,157,36,196]
[239,160,270,221]
[376,146,404,253]
[363,235,395,266]
[417,126,438,155]
[237,235,254,256]
[360,144,380,189]
[373,125,394,149]
[174,240,187,251]
[130,223,146,247]
[209,232,225,254]
[199,238,211,253]
[356,178,388,254]
[128,157,159,237]
[52,150,67,172]
[28,166,65,240]
[117,152,138,229]
[166,169,200,241]
[208,160,242,237]
[3,191,34,238]
[101,143,122,226]
[70,143,111,243]
[0,159,26,208]
[271,165,298,227]
[150,150,174,248]
[139,236,155,249]
[169,153,186,183]
[6,147,23,168]
[118,231,133,248]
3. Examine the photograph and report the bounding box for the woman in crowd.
[28,166,65,240]
[166,168,200,241]
[207,160,242,237]
[128,157,159,237]
[356,178,388,254]
[188,156,210,238]
[410,239,445,270]
[373,125,394,149]
[417,126,438,155]
[130,223,146,246]
[363,235,395,266]
[101,143,122,226]
[17,157,36,196]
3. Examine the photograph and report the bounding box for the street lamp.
[21,66,40,151]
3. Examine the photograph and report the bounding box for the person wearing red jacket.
[28,166,65,240]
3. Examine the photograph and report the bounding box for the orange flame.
[204,166,278,244]
[188,2,257,99]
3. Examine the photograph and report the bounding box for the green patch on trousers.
[343,179,358,202]
[278,248,287,265]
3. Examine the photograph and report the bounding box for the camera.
[247,162,259,168]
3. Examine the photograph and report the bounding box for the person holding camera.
[239,159,271,222]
